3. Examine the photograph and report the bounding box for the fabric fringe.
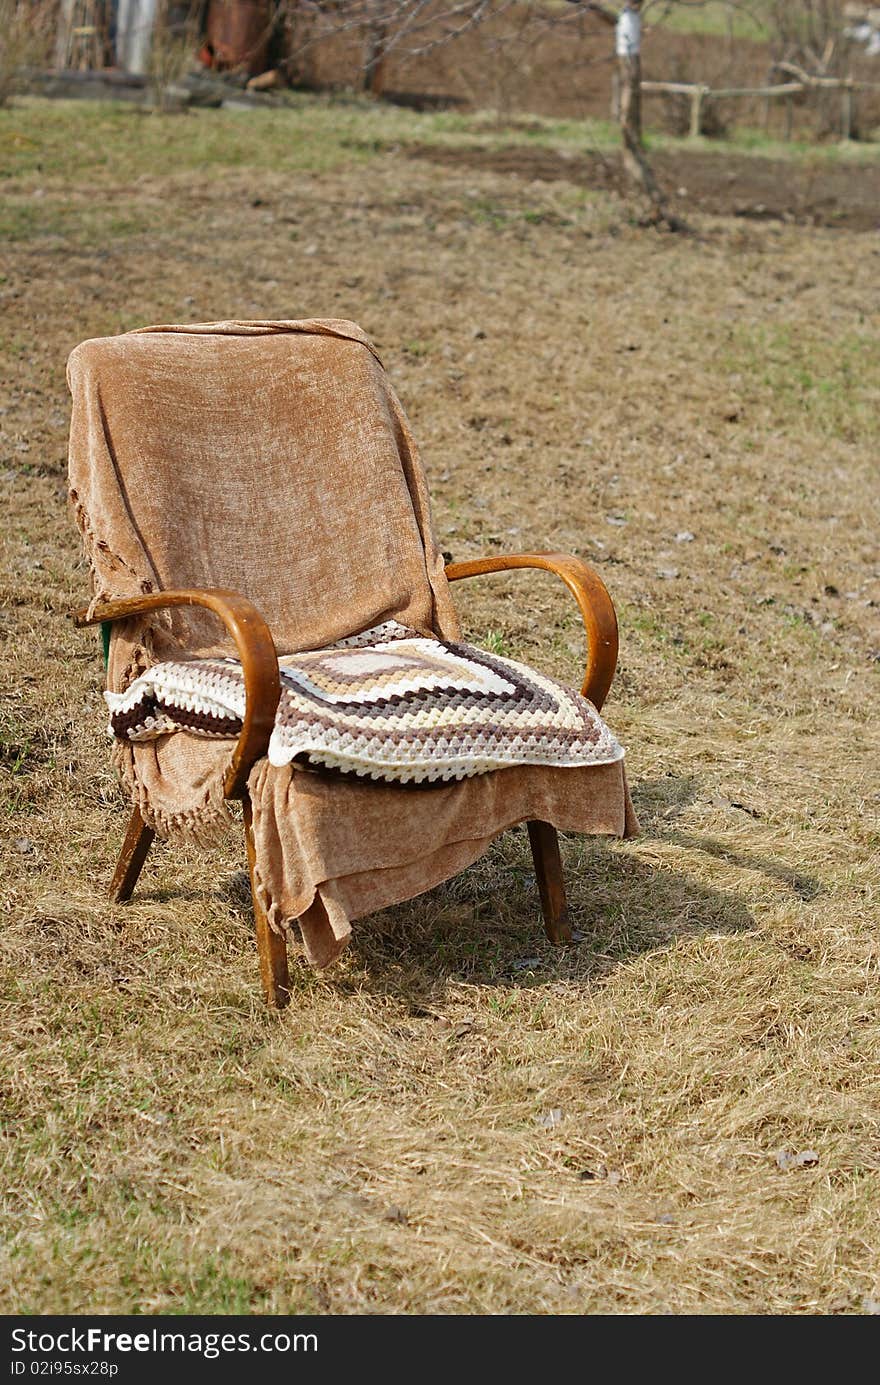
[248,855,302,941]
[72,481,240,848]
[68,486,156,618]
[111,740,234,845]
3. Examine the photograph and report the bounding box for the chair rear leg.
[109,807,155,903]
[527,820,572,945]
[243,794,290,1010]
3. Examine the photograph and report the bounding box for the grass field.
[652,0,767,40]
[1,95,879,1315]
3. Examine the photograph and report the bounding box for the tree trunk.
[617,52,685,231]
[363,19,388,96]
[619,52,642,140]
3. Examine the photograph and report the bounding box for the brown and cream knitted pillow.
[104,621,624,785]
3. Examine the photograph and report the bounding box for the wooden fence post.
[689,86,705,138]
[841,81,854,140]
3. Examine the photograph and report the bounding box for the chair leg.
[527,820,572,945]
[109,806,155,903]
[243,794,290,1010]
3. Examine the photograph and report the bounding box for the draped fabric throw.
[68,320,637,967]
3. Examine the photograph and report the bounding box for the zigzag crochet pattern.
[105,621,625,785]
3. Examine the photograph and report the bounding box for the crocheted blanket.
[106,621,624,785]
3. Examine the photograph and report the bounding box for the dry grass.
[1,96,879,1316]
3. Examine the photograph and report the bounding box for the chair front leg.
[243,794,290,1009]
[527,820,572,945]
[109,806,155,903]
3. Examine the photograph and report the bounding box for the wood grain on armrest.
[71,589,281,800]
[445,553,618,711]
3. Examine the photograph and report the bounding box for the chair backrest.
[67,321,457,663]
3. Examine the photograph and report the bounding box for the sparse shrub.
[148,0,201,111]
[0,0,54,108]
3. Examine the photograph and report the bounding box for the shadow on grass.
[342,840,753,993]
[124,774,816,1002]
[632,774,820,902]
[333,774,818,998]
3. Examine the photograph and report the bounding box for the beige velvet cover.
[67,320,636,967]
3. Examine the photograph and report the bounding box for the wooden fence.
[623,63,880,141]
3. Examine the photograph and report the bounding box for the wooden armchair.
[67,320,628,1009]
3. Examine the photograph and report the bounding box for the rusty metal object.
[203,0,271,76]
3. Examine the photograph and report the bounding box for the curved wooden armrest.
[71,589,281,800]
[445,553,618,710]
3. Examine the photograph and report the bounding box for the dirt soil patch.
[407,142,880,231]
[308,5,880,139]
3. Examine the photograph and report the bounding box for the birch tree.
[583,0,686,228]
